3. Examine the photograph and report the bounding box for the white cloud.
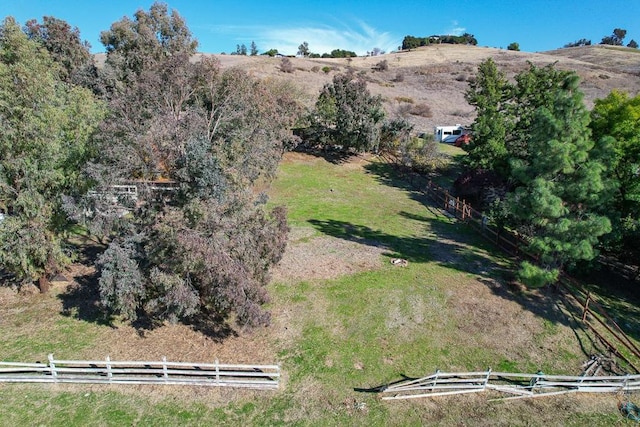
[446,20,466,36]
[206,21,398,56]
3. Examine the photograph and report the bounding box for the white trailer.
[434,124,468,143]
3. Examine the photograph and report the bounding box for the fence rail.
[381,369,640,401]
[0,355,279,389]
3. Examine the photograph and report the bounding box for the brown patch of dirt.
[271,230,385,284]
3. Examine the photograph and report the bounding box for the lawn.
[0,150,627,426]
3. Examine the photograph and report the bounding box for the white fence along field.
[0,354,279,389]
[381,369,640,401]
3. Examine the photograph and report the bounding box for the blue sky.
[5,1,640,55]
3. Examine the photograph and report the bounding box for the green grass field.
[0,150,629,426]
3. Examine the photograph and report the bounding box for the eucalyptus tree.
[0,17,105,291]
[82,3,299,328]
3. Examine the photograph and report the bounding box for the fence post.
[484,368,491,391]
[162,356,169,383]
[48,354,57,382]
[432,369,440,391]
[106,355,112,382]
[582,293,591,322]
[215,359,220,385]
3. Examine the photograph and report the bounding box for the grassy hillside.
[0,150,625,425]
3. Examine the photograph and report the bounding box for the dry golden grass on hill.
[205,44,640,134]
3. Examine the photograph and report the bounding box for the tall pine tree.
[506,74,611,286]
[464,58,511,175]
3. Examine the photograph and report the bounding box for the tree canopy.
[590,90,640,264]
[0,17,105,291]
[401,33,477,50]
[312,73,386,152]
[601,28,627,46]
[76,3,299,328]
[465,60,613,287]
[23,16,94,87]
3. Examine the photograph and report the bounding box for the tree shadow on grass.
[356,160,615,359]
[573,266,640,344]
[58,238,114,326]
[309,216,580,332]
[366,159,640,350]
[58,269,114,327]
[292,145,363,165]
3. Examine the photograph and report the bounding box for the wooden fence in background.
[421,179,640,373]
[0,355,279,389]
[380,157,640,374]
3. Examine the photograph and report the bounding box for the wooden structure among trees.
[0,355,279,389]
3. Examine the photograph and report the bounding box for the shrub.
[322,66,331,74]
[394,96,414,104]
[373,59,388,71]
[455,74,467,82]
[452,109,472,117]
[311,65,320,72]
[397,103,413,117]
[410,103,432,117]
[393,72,405,82]
[280,57,294,73]
[398,135,442,173]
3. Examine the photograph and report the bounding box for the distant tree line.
[231,41,259,55]
[565,28,637,49]
[295,41,357,58]
[401,33,478,50]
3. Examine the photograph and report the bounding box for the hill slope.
[209,44,640,134]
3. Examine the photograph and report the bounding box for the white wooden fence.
[0,354,279,390]
[380,369,640,401]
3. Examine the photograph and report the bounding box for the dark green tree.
[297,41,309,57]
[464,58,511,174]
[507,42,520,51]
[564,39,591,48]
[506,75,611,286]
[627,39,638,49]
[250,40,258,55]
[508,64,574,163]
[401,35,427,50]
[328,49,356,58]
[601,28,627,45]
[590,90,640,264]
[0,17,105,291]
[314,73,386,152]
